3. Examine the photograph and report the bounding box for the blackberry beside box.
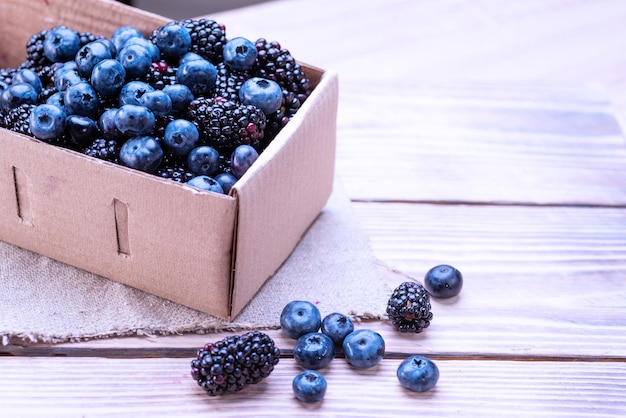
[0,0,338,319]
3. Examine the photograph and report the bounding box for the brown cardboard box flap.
[230,70,339,317]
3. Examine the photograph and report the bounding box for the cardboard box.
[0,0,338,319]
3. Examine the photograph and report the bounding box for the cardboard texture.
[0,0,338,319]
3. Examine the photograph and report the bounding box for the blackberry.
[79,31,105,47]
[217,153,233,175]
[155,164,195,183]
[213,62,248,102]
[153,114,176,140]
[179,18,226,64]
[190,331,281,396]
[0,67,17,86]
[253,38,312,106]
[25,29,51,72]
[82,138,120,163]
[188,97,266,153]
[386,281,433,333]
[146,61,178,90]
[3,103,35,137]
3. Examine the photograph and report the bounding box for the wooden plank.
[335,82,626,205]
[0,357,624,417]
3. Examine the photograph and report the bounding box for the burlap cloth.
[0,181,390,345]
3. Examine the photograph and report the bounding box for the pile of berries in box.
[0,20,312,194]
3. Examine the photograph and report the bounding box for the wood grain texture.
[336,83,626,205]
[4,0,626,416]
[0,357,624,417]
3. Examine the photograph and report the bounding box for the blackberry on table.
[188,96,266,153]
[190,331,281,396]
[386,281,433,333]
[179,18,226,64]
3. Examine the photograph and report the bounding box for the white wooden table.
[2,0,626,415]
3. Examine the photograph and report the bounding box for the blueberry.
[424,264,463,298]
[163,119,199,157]
[123,36,160,62]
[53,60,79,78]
[294,332,335,370]
[117,43,153,79]
[99,108,125,141]
[162,84,194,114]
[140,90,172,117]
[111,25,144,54]
[186,145,219,175]
[94,38,117,58]
[280,300,322,339]
[239,77,283,115]
[53,69,82,93]
[175,58,217,96]
[29,104,67,141]
[223,37,258,71]
[342,329,385,369]
[321,312,355,346]
[119,136,163,173]
[43,26,81,63]
[215,173,237,194]
[1,83,38,112]
[185,175,224,193]
[46,92,64,108]
[179,51,205,65]
[63,81,100,118]
[152,22,191,60]
[91,59,126,98]
[66,115,100,147]
[230,144,259,179]
[396,355,439,392]
[118,81,155,106]
[115,104,155,136]
[292,370,327,403]
[75,40,113,78]
[12,69,43,94]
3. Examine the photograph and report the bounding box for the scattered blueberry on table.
[292,370,327,403]
[424,264,463,299]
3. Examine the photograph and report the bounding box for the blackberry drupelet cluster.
[188,96,266,153]
[82,138,120,163]
[190,331,281,396]
[386,281,433,333]
[146,61,178,90]
[251,39,313,143]
[179,18,226,63]
[213,62,249,102]
[24,29,50,72]
[2,103,35,136]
